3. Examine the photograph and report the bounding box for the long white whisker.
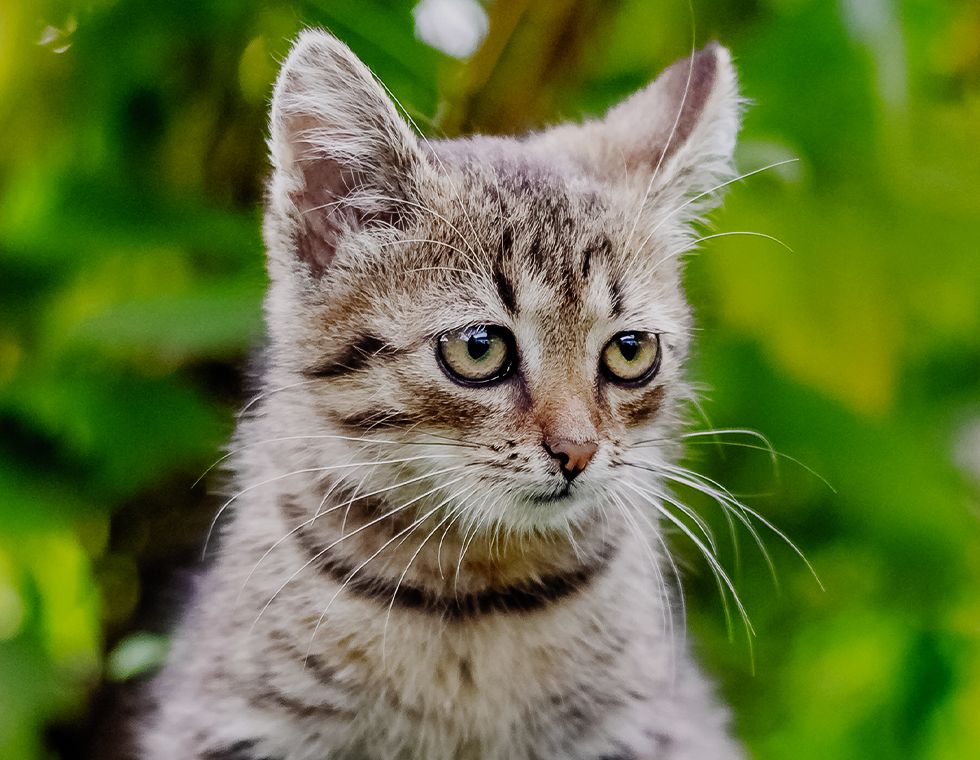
[610,490,680,685]
[203,454,459,556]
[627,476,719,555]
[247,466,470,629]
[624,4,698,253]
[237,379,321,419]
[636,158,800,252]
[304,474,469,659]
[651,230,795,272]
[437,503,469,579]
[194,434,473,488]
[380,483,478,662]
[684,439,835,492]
[693,230,795,251]
[650,462,774,585]
[624,492,689,650]
[621,480,754,642]
[662,463,822,590]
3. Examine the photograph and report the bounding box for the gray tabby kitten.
[142,28,745,760]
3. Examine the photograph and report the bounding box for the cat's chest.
[232,585,651,752]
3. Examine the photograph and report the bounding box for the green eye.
[437,325,515,385]
[601,331,661,384]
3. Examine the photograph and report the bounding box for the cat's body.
[141,30,745,759]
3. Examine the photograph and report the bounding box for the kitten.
[141,29,745,760]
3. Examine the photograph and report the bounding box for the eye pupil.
[467,333,491,360]
[619,335,640,362]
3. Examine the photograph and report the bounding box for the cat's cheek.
[617,384,668,428]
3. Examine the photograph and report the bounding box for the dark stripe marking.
[305,333,402,378]
[610,278,625,318]
[333,407,417,432]
[282,496,615,620]
[621,385,665,425]
[582,236,610,280]
[493,265,518,314]
[202,739,278,760]
[500,225,513,254]
[249,687,354,721]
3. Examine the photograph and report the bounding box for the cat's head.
[261,29,740,535]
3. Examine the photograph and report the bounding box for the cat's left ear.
[535,42,741,209]
[266,29,425,276]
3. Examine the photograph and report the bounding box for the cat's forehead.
[420,146,625,284]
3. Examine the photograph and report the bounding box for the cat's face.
[261,31,739,535]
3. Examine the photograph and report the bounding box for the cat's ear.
[536,42,740,207]
[267,29,424,276]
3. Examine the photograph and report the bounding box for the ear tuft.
[267,30,423,276]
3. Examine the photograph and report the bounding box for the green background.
[1,0,978,757]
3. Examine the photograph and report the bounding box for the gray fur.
[140,29,745,759]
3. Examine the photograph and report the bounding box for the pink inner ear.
[290,154,356,276]
[288,149,412,278]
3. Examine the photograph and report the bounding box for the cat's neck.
[272,473,623,610]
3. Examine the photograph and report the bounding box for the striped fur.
[140,30,745,759]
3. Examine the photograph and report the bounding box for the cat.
[140,28,746,760]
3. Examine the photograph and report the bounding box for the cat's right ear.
[266,29,424,277]
[533,43,740,217]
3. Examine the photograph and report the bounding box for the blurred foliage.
[1,0,978,758]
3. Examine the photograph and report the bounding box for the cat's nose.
[543,438,598,482]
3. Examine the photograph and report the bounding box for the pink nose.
[543,438,598,482]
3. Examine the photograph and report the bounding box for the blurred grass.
[1,0,978,758]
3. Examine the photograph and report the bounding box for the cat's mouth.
[530,482,573,504]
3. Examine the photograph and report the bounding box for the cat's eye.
[437,325,515,385]
[601,331,661,385]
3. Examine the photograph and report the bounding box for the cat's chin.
[530,483,574,504]
[496,485,599,533]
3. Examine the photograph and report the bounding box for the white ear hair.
[267,29,424,275]
[533,42,741,208]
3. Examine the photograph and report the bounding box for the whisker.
[622,490,689,649]
[304,476,470,659]
[246,465,471,629]
[640,462,774,587]
[684,440,835,492]
[194,433,475,488]
[693,230,795,252]
[623,0,698,255]
[380,483,478,661]
[635,158,800,252]
[610,489,681,685]
[662,463,822,590]
[203,453,460,557]
[437,504,469,580]
[307,504,442,663]
[620,480,755,645]
[237,379,321,419]
[626,476,719,555]
[651,230,795,273]
[453,491,495,597]
[610,492,672,637]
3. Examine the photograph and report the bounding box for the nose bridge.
[524,314,601,481]
[535,385,598,443]
[525,309,599,442]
